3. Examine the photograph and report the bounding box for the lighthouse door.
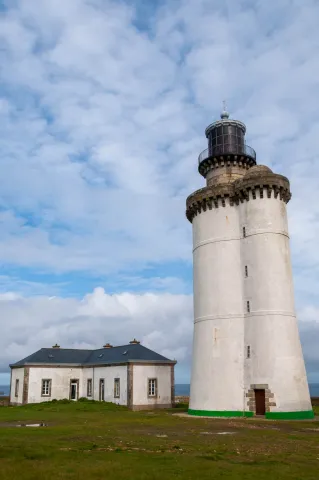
[255,389,266,415]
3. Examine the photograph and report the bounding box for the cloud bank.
[0,288,193,382]
[0,0,319,382]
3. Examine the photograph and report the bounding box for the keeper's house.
[9,340,176,410]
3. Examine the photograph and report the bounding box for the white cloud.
[0,0,318,277]
[0,0,319,380]
[0,288,193,382]
[0,288,318,384]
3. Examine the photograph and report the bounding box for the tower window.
[243,227,246,237]
[247,301,250,313]
[247,346,251,358]
[245,266,248,277]
[213,327,219,344]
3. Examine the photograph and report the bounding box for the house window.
[41,379,51,397]
[87,379,93,397]
[243,227,246,237]
[245,265,248,277]
[247,301,250,313]
[148,378,158,397]
[15,379,19,397]
[247,346,251,358]
[114,378,120,398]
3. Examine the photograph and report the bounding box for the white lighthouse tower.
[186,107,313,419]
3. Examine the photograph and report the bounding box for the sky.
[0,0,319,385]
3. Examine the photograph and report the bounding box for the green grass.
[0,401,318,480]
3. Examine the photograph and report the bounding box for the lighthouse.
[186,107,313,419]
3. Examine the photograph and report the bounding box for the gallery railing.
[198,144,256,165]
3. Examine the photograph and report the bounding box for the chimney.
[129,338,140,345]
[52,344,60,349]
[103,343,113,348]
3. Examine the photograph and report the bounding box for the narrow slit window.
[243,227,246,237]
[15,379,19,397]
[247,346,251,358]
[245,265,248,277]
[247,301,250,313]
[213,327,219,344]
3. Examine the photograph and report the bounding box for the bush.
[38,398,71,405]
[174,402,189,409]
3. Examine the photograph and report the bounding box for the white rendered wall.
[241,193,312,412]
[133,365,172,407]
[81,367,94,398]
[92,366,127,405]
[28,367,83,403]
[10,368,24,404]
[26,365,127,405]
[190,198,245,412]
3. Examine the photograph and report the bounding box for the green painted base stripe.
[266,410,314,420]
[188,409,254,418]
[188,409,314,420]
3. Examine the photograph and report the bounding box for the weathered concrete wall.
[25,365,127,405]
[10,367,24,405]
[80,367,93,398]
[241,193,312,413]
[188,164,312,415]
[10,364,173,408]
[190,198,245,412]
[92,365,127,405]
[206,165,246,187]
[28,367,83,403]
[132,364,172,408]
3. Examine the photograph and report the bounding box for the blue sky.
[0,0,319,385]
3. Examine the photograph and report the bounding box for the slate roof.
[10,343,175,367]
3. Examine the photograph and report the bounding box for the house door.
[99,379,105,401]
[255,389,266,415]
[70,382,78,401]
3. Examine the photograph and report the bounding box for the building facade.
[10,340,176,410]
[186,108,313,419]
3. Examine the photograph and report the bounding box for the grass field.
[0,401,318,480]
